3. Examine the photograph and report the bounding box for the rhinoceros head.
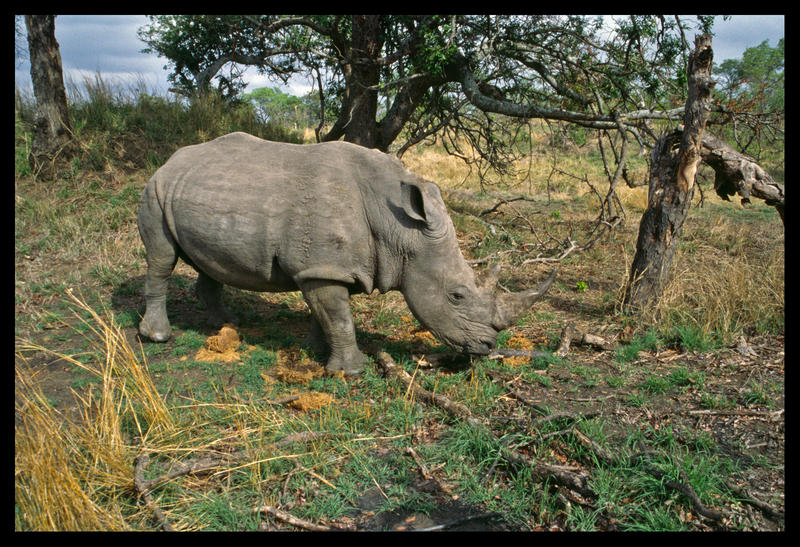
[397,180,556,354]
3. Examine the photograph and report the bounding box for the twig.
[135,431,326,494]
[478,196,538,217]
[629,451,727,523]
[571,428,617,465]
[487,348,554,360]
[376,351,482,425]
[412,512,502,531]
[556,325,616,357]
[134,453,175,532]
[500,446,595,498]
[256,504,345,531]
[405,446,457,499]
[725,484,785,521]
[665,473,726,522]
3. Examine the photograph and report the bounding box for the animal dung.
[193,324,242,363]
[287,391,334,411]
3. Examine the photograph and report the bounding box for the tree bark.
[623,34,715,312]
[25,15,73,179]
[340,15,382,148]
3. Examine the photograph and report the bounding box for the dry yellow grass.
[15,361,132,531]
[14,291,171,530]
[14,293,291,531]
[647,243,784,339]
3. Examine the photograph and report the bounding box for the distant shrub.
[15,73,303,177]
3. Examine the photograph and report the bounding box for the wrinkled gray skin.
[138,132,555,375]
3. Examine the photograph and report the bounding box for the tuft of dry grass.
[15,292,299,530]
[647,248,783,341]
[15,361,132,531]
[15,291,177,530]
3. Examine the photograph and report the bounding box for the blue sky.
[15,15,785,97]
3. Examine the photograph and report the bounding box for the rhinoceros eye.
[448,287,468,304]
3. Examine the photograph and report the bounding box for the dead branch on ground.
[376,351,481,425]
[134,453,175,531]
[376,351,597,499]
[134,431,326,495]
[255,503,348,531]
[556,325,617,357]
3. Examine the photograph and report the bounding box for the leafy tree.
[713,39,783,160]
[138,15,709,155]
[715,39,784,111]
[138,15,780,217]
[243,86,305,127]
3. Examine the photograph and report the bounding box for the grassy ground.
[15,93,784,531]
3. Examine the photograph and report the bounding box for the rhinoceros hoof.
[138,319,172,343]
[326,349,368,377]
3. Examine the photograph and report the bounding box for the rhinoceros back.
[140,133,387,293]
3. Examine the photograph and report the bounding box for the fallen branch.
[135,431,326,495]
[255,504,345,531]
[378,352,598,500]
[478,196,538,217]
[556,325,617,357]
[133,453,175,532]
[521,237,585,265]
[500,446,595,499]
[629,451,727,523]
[405,446,457,499]
[725,485,785,522]
[376,351,482,425]
[487,348,554,360]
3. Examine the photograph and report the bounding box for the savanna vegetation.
[16,16,783,532]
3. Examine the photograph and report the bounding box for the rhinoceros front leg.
[300,280,367,376]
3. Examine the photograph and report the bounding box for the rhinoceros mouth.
[463,339,495,356]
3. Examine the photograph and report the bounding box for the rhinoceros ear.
[400,180,448,236]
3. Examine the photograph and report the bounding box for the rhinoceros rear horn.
[492,268,557,330]
[477,264,502,291]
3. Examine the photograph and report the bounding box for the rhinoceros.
[137,132,555,375]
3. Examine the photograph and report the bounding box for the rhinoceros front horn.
[492,268,558,330]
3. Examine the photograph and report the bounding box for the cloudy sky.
[15,15,784,98]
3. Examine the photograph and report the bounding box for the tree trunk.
[25,15,73,179]
[341,15,382,149]
[623,34,715,312]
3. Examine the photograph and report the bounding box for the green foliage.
[15,74,302,179]
[712,37,784,170]
[242,86,311,128]
[615,329,660,363]
[715,38,784,112]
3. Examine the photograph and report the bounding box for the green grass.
[14,75,783,531]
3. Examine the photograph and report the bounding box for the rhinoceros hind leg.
[139,295,172,342]
[300,280,368,376]
[303,317,329,356]
[195,271,238,328]
[138,207,179,342]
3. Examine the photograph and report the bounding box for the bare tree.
[25,14,73,179]
[623,34,715,311]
